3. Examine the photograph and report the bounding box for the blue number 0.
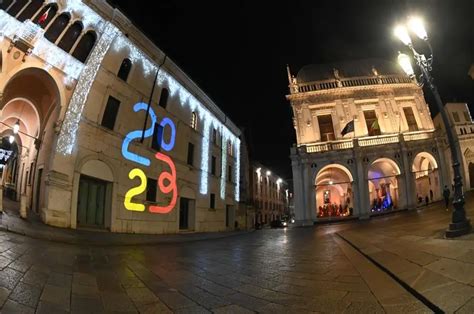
[121,102,157,166]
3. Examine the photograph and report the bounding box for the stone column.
[290,147,307,225]
[400,136,416,210]
[354,143,369,219]
[20,194,27,218]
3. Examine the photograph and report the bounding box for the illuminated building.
[250,162,289,225]
[0,1,241,234]
[434,103,474,191]
[287,59,451,224]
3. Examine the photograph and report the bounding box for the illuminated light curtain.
[199,116,211,194]
[44,13,70,43]
[17,0,43,22]
[72,31,96,63]
[58,21,83,53]
[234,138,241,201]
[56,22,119,155]
[220,132,228,199]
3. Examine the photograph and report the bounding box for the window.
[101,96,121,130]
[453,112,460,123]
[210,193,215,209]
[464,111,471,123]
[44,13,70,43]
[187,142,194,166]
[7,0,27,16]
[58,21,83,53]
[72,31,96,63]
[158,88,169,109]
[228,165,232,183]
[117,58,132,82]
[33,4,57,27]
[317,114,336,141]
[151,123,163,151]
[17,0,44,22]
[211,156,216,175]
[191,112,197,130]
[403,107,419,132]
[227,140,233,156]
[212,128,218,144]
[146,178,157,202]
[364,110,381,136]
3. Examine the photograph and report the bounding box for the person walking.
[425,195,429,207]
[443,185,451,211]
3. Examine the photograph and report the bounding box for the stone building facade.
[0,0,241,234]
[287,59,451,225]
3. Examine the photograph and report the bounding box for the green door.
[77,175,107,228]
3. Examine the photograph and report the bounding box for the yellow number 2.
[124,168,147,211]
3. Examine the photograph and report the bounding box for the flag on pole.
[38,7,50,25]
[371,119,380,131]
[341,120,355,136]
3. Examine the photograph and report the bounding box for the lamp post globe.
[393,17,471,237]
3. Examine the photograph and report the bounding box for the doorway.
[77,175,109,228]
[226,205,235,229]
[179,197,195,230]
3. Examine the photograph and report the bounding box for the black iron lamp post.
[394,17,471,237]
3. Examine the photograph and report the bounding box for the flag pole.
[140,55,167,143]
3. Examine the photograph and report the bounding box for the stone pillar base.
[20,194,27,219]
[445,219,471,238]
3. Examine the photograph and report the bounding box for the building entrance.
[77,175,108,228]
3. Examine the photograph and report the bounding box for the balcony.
[293,74,413,94]
[301,130,434,154]
[0,10,84,79]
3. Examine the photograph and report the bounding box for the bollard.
[20,194,27,219]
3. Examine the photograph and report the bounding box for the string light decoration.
[56,22,119,155]
[220,132,228,200]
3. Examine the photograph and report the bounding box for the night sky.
[107,0,474,180]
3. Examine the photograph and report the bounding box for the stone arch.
[412,151,441,202]
[80,159,114,182]
[368,157,401,213]
[314,163,354,218]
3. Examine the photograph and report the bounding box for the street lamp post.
[394,17,471,238]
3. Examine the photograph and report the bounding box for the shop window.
[146,178,157,202]
[72,31,96,63]
[33,3,57,27]
[101,96,121,130]
[117,58,132,82]
[58,21,83,52]
[158,88,169,109]
[403,107,419,131]
[318,114,336,141]
[17,0,43,22]
[44,13,70,43]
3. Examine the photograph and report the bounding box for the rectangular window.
[363,110,381,136]
[210,193,215,209]
[212,129,218,144]
[317,114,335,141]
[453,112,460,123]
[228,165,232,182]
[187,142,194,166]
[227,141,233,156]
[151,123,163,151]
[211,156,216,175]
[158,88,169,109]
[464,111,471,123]
[101,96,121,130]
[146,178,157,202]
[403,107,419,132]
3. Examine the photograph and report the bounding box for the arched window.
[0,0,14,10]
[7,0,28,16]
[32,3,58,28]
[57,21,83,52]
[44,13,70,44]
[17,0,44,22]
[158,88,169,109]
[117,58,132,81]
[190,112,197,130]
[72,31,96,63]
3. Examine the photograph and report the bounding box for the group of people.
[317,203,352,217]
[417,189,434,206]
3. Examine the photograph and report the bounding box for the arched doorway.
[0,68,60,214]
[315,164,354,218]
[368,158,400,213]
[469,163,474,190]
[412,152,440,204]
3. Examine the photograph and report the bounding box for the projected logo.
[121,102,177,214]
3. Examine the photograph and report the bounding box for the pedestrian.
[443,185,450,211]
[430,189,433,202]
[425,195,429,206]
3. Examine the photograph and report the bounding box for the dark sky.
[107,0,474,180]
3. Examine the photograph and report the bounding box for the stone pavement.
[338,190,474,313]
[0,217,429,313]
